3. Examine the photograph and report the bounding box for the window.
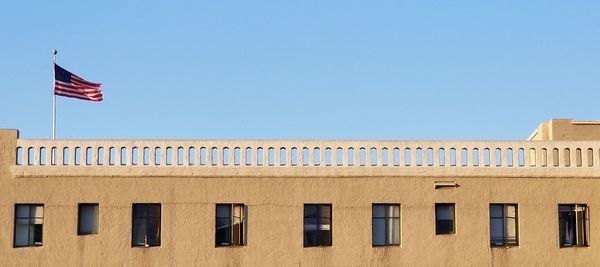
[559,204,589,247]
[435,203,455,235]
[132,204,161,247]
[216,204,247,247]
[14,204,44,247]
[78,203,99,235]
[490,204,518,246]
[372,204,400,246]
[304,204,332,247]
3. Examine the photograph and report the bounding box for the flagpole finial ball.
[52,49,57,55]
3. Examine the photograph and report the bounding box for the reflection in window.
[372,204,400,246]
[490,204,518,246]
[559,204,589,247]
[14,204,44,247]
[435,203,455,235]
[132,204,161,247]
[304,204,332,247]
[216,204,247,247]
[78,203,99,235]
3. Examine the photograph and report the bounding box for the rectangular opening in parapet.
[223,147,230,166]
[268,148,275,166]
[370,148,377,166]
[336,148,343,166]
[280,148,286,166]
[348,148,355,166]
[245,148,252,166]
[234,147,241,166]
[302,148,309,166]
[291,148,298,166]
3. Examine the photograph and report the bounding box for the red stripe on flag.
[72,75,101,87]
[55,86,101,94]
[55,80,100,90]
[54,89,103,99]
[54,92,103,101]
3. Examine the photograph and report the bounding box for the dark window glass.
[216,204,247,247]
[559,204,589,247]
[14,204,44,247]
[304,204,332,247]
[435,203,455,235]
[78,204,99,235]
[490,204,518,246]
[372,204,400,246]
[132,203,161,247]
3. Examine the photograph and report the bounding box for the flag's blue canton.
[54,64,73,83]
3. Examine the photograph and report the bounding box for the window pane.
[388,205,400,218]
[216,218,231,246]
[389,218,400,245]
[304,218,317,231]
[14,219,29,246]
[132,218,147,246]
[304,205,318,217]
[372,218,386,246]
[232,220,243,245]
[506,205,516,218]
[32,206,43,218]
[436,205,454,220]
[373,205,385,218]
[147,205,161,218]
[490,205,503,218]
[506,217,517,238]
[436,220,454,234]
[320,205,331,218]
[79,204,99,234]
[559,209,576,246]
[217,205,231,218]
[320,218,331,230]
[233,205,243,218]
[33,224,43,245]
[147,218,161,246]
[304,230,318,247]
[490,218,504,241]
[16,205,30,218]
[318,230,331,246]
[560,205,574,212]
[576,209,587,246]
[133,205,147,218]
[28,224,35,245]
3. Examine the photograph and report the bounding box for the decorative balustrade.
[14,139,600,168]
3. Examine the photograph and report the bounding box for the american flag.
[54,64,103,102]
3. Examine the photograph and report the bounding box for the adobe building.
[1,118,600,266]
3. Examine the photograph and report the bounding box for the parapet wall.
[8,137,600,179]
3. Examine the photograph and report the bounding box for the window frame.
[558,204,589,248]
[303,203,332,247]
[131,203,161,247]
[215,203,247,247]
[78,203,99,235]
[372,203,401,247]
[489,203,519,247]
[13,203,44,248]
[435,203,455,235]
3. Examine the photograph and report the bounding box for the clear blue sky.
[1,1,599,140]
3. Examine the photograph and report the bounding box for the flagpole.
[52,49,57,140]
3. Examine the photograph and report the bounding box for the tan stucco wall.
[2,129,600,266]
[529,119,600,141]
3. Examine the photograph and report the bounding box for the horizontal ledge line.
[11,166,600,179]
